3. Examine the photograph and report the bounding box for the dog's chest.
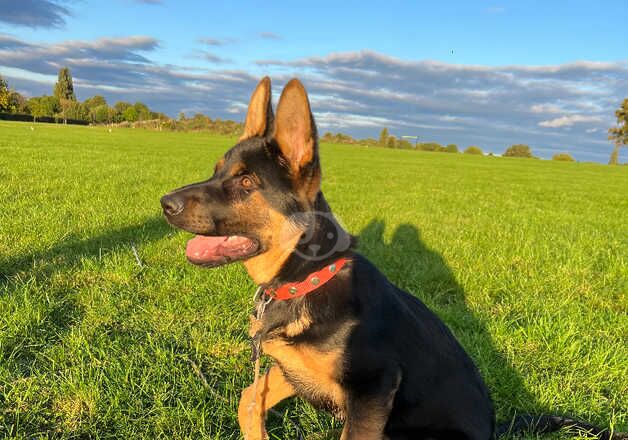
[262,337,346,418]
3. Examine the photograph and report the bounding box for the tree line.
[323,102,628,164]
[1,68,625,162]
[0,67,243,135]
[323,129,578,161]
[0,68,167,124]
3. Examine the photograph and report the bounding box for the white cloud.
[531,103,563,114]
[316,112,394,129]
[538,115,603,128]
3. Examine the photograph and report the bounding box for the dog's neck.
[244,192,353,288]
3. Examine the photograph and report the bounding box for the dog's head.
[161,77,336,282]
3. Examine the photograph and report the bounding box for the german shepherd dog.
[161,78,624,440]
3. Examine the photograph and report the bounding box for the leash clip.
[250,332,262,362]
[250,286,272,363]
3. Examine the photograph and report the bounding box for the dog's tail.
[496,415,627,439]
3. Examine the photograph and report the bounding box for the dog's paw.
[238,386,268,440]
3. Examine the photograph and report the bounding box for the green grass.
[0,120,626,439]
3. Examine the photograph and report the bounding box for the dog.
[161,78,624,440]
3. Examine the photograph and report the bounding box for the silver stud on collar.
[289,286,298,295]
[311,276,320,285]
[329,263,336,273]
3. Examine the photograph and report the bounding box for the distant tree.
[114,101,132,113]
[418,142,441,152]
[54,67,76,124]
[445,144,459,153]
[608,98,628,165]
[112,101,132,123]
[8,91,27,113]
[54,67,76,101]
[123,106,139,122]
[92,105,112,124]
[64,101,87,120]
[28,96,59,121]
[133,102,151,121]
[27,97,41,121]
[321,132,354,144]
[0,75,9,112]
[83,95,107,110]
[552,153,575,162]
[188,112,210,130]
[178,111,187,121]
[379,128,389,147]
[464,145,483,155]
[80,95,107,122]
[321,132,334,142]
[504,144,533,158]
[397,139,413,149]
[83,95,109,124]
[386,136,397,148]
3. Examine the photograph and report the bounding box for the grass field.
[0,120,626,439]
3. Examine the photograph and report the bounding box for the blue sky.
[1,0,627,162]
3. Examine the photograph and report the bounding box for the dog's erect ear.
[273,79,317,173]
[240,76,274,141]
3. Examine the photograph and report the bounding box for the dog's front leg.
[340,397,392,440]
[238,364,295,440]
[340,370,401,440]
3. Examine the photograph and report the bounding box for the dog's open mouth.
[186,235,259,267]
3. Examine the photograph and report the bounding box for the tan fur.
[243,228,301,285]
[240,77,272,141]
[228,161,246,176]
[262,339,346,415]
[238,365,295,440]
[249,310,312,343]
[274,79,315,173]
[241,193,304,284]
[283,309,313,337]
[214,158,225,173]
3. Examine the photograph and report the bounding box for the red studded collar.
[263,257,349,301]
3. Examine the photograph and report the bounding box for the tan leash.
[246,287,272,436]
[246,287,305,440]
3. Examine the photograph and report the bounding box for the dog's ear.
[273,78,318,174]
[240,76,274,141]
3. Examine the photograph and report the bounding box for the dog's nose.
[160,194,184,216]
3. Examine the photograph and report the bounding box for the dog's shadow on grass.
[356,219,544,428]
[270,219,545,439]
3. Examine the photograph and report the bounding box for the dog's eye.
[240,175,254,189]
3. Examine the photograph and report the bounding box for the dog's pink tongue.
[185,235,255,264]
[186,235,227,263]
